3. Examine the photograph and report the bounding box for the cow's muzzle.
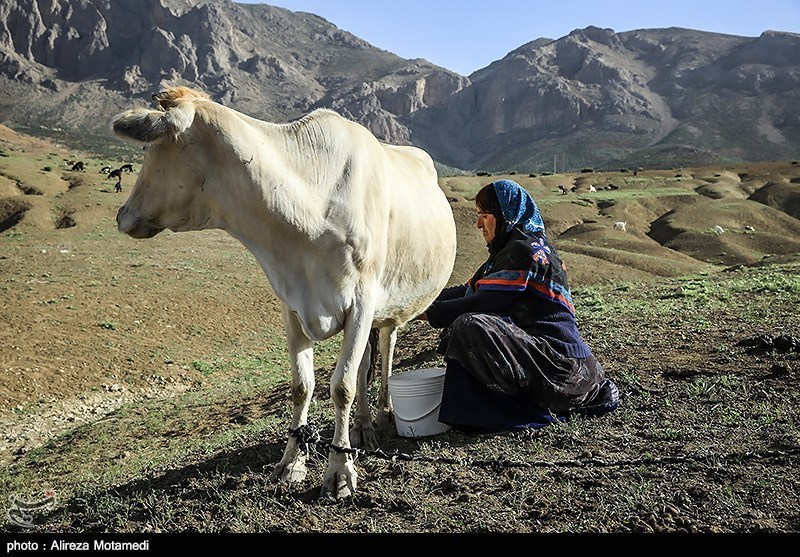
[116,206,163,239]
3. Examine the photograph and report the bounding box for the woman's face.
[476,206,497,245]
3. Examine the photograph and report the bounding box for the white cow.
[111,86,457,498]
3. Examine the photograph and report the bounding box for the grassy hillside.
[1,125,799,533]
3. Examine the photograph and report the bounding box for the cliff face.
[409,26,800,170]
[0,0,468,151]
[0,0,798,171]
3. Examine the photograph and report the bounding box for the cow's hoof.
[320,461,357,499]
[350,423,378,450]
[376,408,395,430]
[269,459,307,483]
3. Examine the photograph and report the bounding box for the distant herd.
[64,159,134,192]
[65,159,134,176]
[103,164,134,179]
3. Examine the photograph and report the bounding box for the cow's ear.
[163,100,196,135]
[153,87,209,110]
[111,101,196,143]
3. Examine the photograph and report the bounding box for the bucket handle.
[391,395,443,422]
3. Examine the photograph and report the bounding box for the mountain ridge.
[0,0,798,172]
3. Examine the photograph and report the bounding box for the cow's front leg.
[321,302,374,499]
[270,305,315,484]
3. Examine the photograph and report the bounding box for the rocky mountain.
[0,0,798,172]
[423,26,800,172]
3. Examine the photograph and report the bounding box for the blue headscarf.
[491,179,546,237]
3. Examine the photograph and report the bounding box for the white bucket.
[388,368,451,438]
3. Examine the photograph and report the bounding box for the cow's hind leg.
[352,325,397,440]
[350,328,379,449]
[376,326,397,430]
[270,305,315,484]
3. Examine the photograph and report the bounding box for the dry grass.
[1,125,799,533]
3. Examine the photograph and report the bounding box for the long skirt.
[436,313,618,431]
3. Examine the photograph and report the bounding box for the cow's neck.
[202,107,349,320]
[206,108,333,231]
[222,143,332,241]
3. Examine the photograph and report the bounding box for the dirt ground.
[1,123,799,533]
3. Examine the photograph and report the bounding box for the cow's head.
[111,87,214,239]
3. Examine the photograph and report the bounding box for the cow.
[107,168,122,180]
[119,163,134,172]
[100,166,112,174]
[110,86,457,499]
[71,161,84,172]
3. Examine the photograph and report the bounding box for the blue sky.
[237,0,800,75]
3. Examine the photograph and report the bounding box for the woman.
[420,179,618,431]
